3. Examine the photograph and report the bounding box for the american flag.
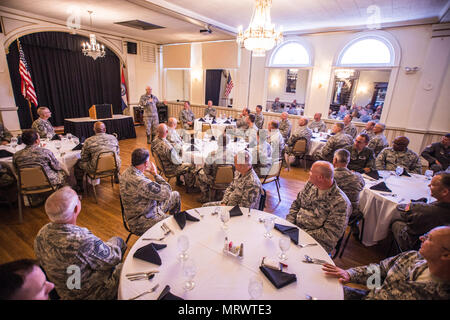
[18,41,38,107]
[224,72,233,97]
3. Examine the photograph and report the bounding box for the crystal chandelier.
[236,0,283,57]
[81,11,105,60]
[335,69,355,79]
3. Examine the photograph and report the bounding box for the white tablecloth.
[194,118,236,136]
[118,207,343,300]
[181,139,247,166]
[308,137,327,156]
[359,171,434,246]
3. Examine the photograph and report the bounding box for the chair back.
[202,123,211,132]
[94,151,117,175]
[16,165,54,194]
[293,138,307,154]
[258,188,266,211]
[266,160,282,178]
[119,194,131,233]
[213,165,234,185]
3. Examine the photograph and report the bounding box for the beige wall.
[267,69,309,104]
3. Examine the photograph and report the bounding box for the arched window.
[337,36,394,67]
[269,41,311,67]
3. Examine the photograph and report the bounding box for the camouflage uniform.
[344,251,450,300]
[286,126,313,154]
[271,101,281,112]
[151,137,196,189]
[421,141,450,173]
[77,133,121,174]
[343,123,358,139]
[236,116,249,130]
[268,129,285,161]
[308,120,327,133]
[34,223,126,300]
[255,113,264,129]
[197,148,233,198]
[344,145,375,173]
[0,163,15,187]
[204,106,217,118]
[13,145,67,187]
[119,166,180,235]
[368,133,389,156]
[0,122,12,143]
[32,118,55,139]
[279,119,292,141]
[375,147,422,174]
[167,128,183,155]
[251,140,272,177]
[334,167,365,219]
[179,109,195,130]
[139,93,159,138]
[204,168,262,209]
[360,129,375,140]
[286,181,351,253]
[318,132,354,162]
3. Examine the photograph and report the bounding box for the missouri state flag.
[121,68,128,111]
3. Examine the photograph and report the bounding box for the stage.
[64,115,136,140]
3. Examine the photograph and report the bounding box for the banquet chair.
[286,138,308,170]
[260,159,283,202]
[332,212,365,259]
[209,164,234,201]
[152,151,177,182]
[84,151,118,204]
[119,194,135,244]
[16,164,56,223]
[258,188,267,211]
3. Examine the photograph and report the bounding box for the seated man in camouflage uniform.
[203,150,262,209]
[376,136,422,174]
[286,117,312,166]
[34,186,127,300]
[120,148,180,235]
[166,117,183,156]
[267,120,285,162]
[204,100,217,118]
[279,112,292,141]
[344,133,375,173]
[32,107,56,139]
[360,121,376,140]
[271,97,281,112]
[13,129,67,188]
[236,108,250,130]
[74,122,121,192]
[252,130,272,177]
[0,121,12,145]
[421,134,450,173]
[255,105,264,130]
[287,161,351,253]
[333,149,365,221]
[179,101,195,130]
[322,226,450,300]
[151,124,197,192]
[308,113,327,133]
[368,123,389,157]
[316,122,353,163]
[343,114,358,139]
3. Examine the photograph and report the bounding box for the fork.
[303,254,327,265]
[128,274,156,281]
[128,284,160,300]
[162,222,174,234]
[297,243,318,248]
[142,236,166,241]
[126,270,159,277]
[161,225,170,235]
[192,208,204,219]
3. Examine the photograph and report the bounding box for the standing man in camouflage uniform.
[34,186,126,299]
[179,101,195,130]
[286,117,313,166]
[376,136,422,174]
[344,133,375,173]
[151,124,197,192]
[203,150,262,209]
[322,226,450,300]
[139,86,159,144]
[204,100,217,118]
[308,113,327,133]
[13,129,67,188]
[166,117,183,156]
[343,114,358,139]
[368,123,389,157]
[317,122,353,162]
[120,148,180,235]
[421,134,450,173]
[32,107,55,139]
[74,122,121,192]
[333,149,365,220]
[287,161,351,253]
[255,105,264,129]
[360,121,376,140]
[0,121,12,145]
[279,112,292,141]
[236,108,250,130]
[267,120,285,161]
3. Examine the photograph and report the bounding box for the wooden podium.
[89,104,113,119]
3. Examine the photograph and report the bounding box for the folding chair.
[85,151,118,203]
[260,159,283,201]
[209,165,234,201]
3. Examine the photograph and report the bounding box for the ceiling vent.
[114,20,164,30]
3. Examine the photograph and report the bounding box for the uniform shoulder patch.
[94,240,111,259]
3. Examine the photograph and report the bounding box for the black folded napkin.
[320,139,327,142]
[274,224,299,245]
[224,120,231,124]
[259,266,297,289]
[72,143,83,151]
[411,197,427,203]
[133,243,167,265]
[190,145,199,152]
[174,211,200,230]
[199,118,205,122]
[365,170,380,180]
[0,150,14,158]
[212,119,217,124]
[370,181,392,192]
[234,137,238,142]
[157,285,183,300]
[17,135,23,145]
[229,205,243,217]
[401,170,411,177]
[210,136,215,141]
[51,134,61,141]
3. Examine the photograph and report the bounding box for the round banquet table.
[194,118,236,137]
[308,133,327,156]
[118,207,343,300]
[359,171,435,246]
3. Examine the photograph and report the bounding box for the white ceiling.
[1,0,449,44]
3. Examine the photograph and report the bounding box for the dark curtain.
[205,69,223,106]
[6,31,121,129]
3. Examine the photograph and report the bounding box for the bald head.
[313,161,334,180]
[93,121,106,134]
[145,86,152,95]
[156,123,168,138]
[314,113,322,122]
[365,121,375,130]
[45,187,80,224]
[167,117,177,128]
[298,117,308,127]
[373,123,385,134]
[281,112,288,120]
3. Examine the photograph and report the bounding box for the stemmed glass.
[278,235,291,260]
[248,276,263,300]
[177,235,189,262]
[424,170,433,180]
[10,137,18,152]
[395,166,404,177]
[379,171,389,183]
[182,259,196,291]
[55,141,62,156]
[67,133,72,143]
[220,207,230,230]
[263,217,275,238]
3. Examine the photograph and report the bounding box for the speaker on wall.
[127,42,137,54]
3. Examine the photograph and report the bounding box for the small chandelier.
[335,69,355,79]
[237,0,283,57]
[81,11,105,60]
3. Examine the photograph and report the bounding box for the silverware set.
[161,222,174,235]
[192,208,204,219]
[297,243,318,248]
[128,284,160,300]
[126,270,159,281]
[302,255,328,265]
[142,235,166,241]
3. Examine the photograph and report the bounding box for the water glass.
[55,141,62,156]
[278,235,291,260]
[248,276,263,300]
[424,170,433,180]
[10,137,18,152]
[220,208,230,230]
[395,166,404,176]
[177,235,189,262]
[67,133,72,142]
[263,217,275,238]
[182,259,196,291]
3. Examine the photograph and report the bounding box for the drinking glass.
[182,259,196,291]
[263,217,275,238]
[177,235,189,262]
[220,208,230,230]
[55,141,62,156]
[278,235,291,260]
[67,133,72,143]
[314,127,318,133]
[10,137,18,152]
[248,276,263,300]
[395,166,404,176]
[424,170,433,180]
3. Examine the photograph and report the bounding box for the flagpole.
[27,99,34,125]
